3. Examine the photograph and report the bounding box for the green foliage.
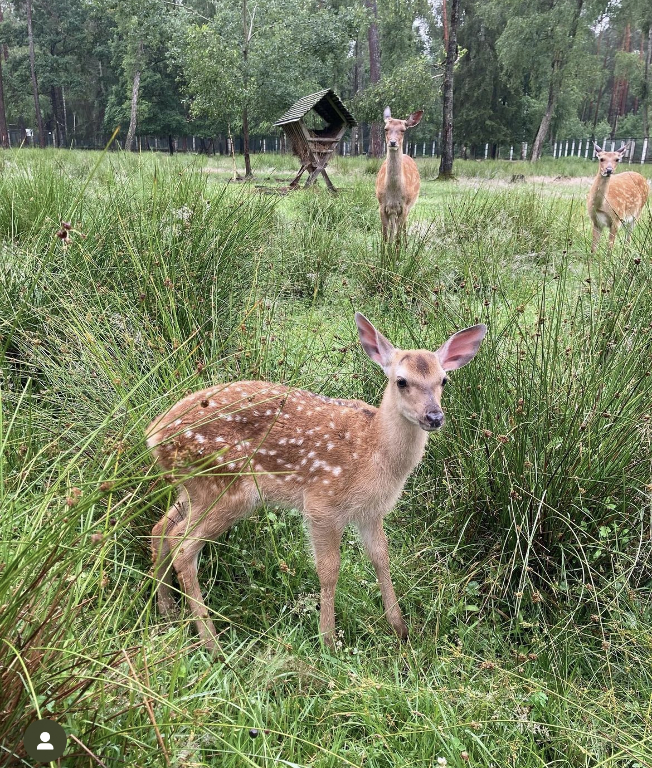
[352,55,438,127]
[1,136,652,768]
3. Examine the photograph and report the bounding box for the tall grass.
[1,148,651,767]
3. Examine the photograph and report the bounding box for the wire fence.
[6,127,652,164]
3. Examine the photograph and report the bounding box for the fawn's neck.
[591,172,611,211]
[371,386,429,479]
[385,148,404,199]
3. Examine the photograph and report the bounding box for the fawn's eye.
[442,377,448,387]
[396,377,408,389]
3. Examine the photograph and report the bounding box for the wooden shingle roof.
[274,89,357,128]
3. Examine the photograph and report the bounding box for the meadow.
[1,147,651,767]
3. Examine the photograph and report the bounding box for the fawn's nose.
[389,139,398,148]
[425,411,444,429]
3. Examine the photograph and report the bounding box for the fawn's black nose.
[425,411,444,429]
[389,140,398,148]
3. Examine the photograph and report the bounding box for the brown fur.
[588,144,649,251]
[375,109,423,242]
[146,313,486,651]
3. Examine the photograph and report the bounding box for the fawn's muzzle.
[423,411,445,430]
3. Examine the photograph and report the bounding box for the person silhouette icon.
[36,732,54,751]
[23,718,67,760]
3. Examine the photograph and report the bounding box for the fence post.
[585,140,590,159]
[641,138,648,164]
[576,139,582,157]
[484,143,489,160]
[571,140,575,155]
[553,141,557,158]
[628,140,634,163]
[509,145,513,160]
[564,140,568,156]
[521,142,527,160]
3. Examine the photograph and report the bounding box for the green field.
[1,148,651,767]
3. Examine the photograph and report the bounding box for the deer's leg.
[357,518,408,640]
[591,225,601,253]
[609,225,618,249]
[380,212,388,241]
[166,481,256,651]
[308,520,344,646]
[151,488,189,618]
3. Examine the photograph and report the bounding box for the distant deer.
[147,313,486,651]
[376,107,424,242]
[588,143,649,252]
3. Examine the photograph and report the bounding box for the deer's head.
[594,143,630,176]
[355,313,486,431]
[383,107,424,152]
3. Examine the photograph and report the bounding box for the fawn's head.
[594,143,630,176]
[355,313,486,431]
[383,107,424,152]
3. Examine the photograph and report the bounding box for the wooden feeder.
[274,88,357,192]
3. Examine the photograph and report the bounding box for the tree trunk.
[643,26,652,139]
[50,86,67,147]
[0,55,8,148]
[242,106,252,177]
[365,0,382,158]
[0,5,8,147]
[530,0,584,161]
[438,0,459,178]
[26,0,46,148]
[241,0,253,177]
[351,37,362,155]
[125,65,141,151]
[531,68,557,161]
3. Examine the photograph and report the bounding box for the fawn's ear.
[405,110,423,128]
[355,313,395,373]
[436,324,487,371]
[617,142,630,157]
[593,142,603,155]
[383,106,392,121]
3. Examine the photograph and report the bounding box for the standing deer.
[376,107,424,242]
[588,143,649,252]
[147,313,486,651]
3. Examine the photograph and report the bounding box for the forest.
[1,0,651,160]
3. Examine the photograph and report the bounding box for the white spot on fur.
[184,430,193,439]
[332,466,342,476]
[327,443,334,451]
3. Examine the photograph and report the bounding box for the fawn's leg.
[357,517,408,640]
[167,481,255,651]
[308,520,344,646]
[591,225,601,253]
[151,488,189,617]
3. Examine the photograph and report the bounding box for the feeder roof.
[274,89,357,128]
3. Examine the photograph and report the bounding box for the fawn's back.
[146,381,406,526]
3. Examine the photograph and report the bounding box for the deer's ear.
[383,106,392,121]
[617,142,630,157]
[594,142,603,155]
[355,313,395,374]
[405,110,423,128]
[436,324,487,371]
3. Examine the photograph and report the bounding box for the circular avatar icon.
[23,719,67,761]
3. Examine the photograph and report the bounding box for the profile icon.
[37,731,54,750]
[23,718,67,761]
